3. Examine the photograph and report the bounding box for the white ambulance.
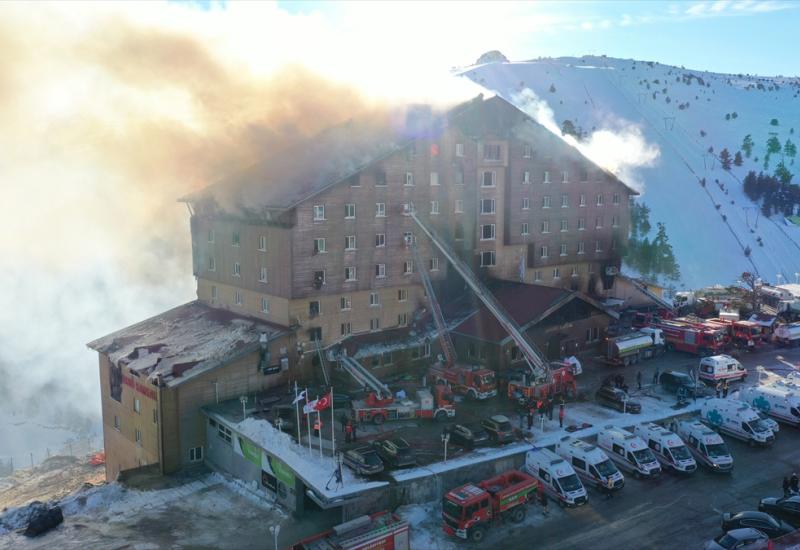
[555,436,625,492]
[700,398,775,446]
[633,422,697,474]
[670,419,734,473]
[698,355,747,384]
[596,426,661,479]
[524,447,588,507]
[738,384,800,428]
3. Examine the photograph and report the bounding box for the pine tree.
[742,134,754,157]
[743,171,758,200]
[734,151,743,166]
[775,162,793,185]
[767,135,782,156]
[785,139,797,160]
[720,148,732,170]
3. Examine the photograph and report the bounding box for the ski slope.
[462,56,800,289]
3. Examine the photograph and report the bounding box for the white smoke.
[511,88,660,192]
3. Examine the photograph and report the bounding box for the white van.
[670,419,733,473]
[698,355,747,384]
[596,426,661,479]
[633,423,697,474]
[524,447,588,507]
[738,385,800,428]
[700,398,774,447]
[555,436,625,492]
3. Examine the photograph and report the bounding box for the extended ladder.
[409,207,550,382]
[314,337,330,386]
[338,355,391,399]
[408,237,457,368]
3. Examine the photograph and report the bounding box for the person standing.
[527,408,534,430]
[344,420,353,443]
[783,477,791,497]
[637,371,643,391]
[791,473,799,494]
[539,490,549,516]
[723,380,729,398]
[547,397,554,421]
[351,421,358,443]
[604,476,615,500]
[653,368,660,385]
[559,402,565,429]
[715,382,722,398]
[538,400,545,423]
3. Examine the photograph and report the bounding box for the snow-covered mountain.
[462,56,800,289]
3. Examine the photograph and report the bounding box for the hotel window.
[341,322,352,336]
[208,256,216,271]
[595,217,603,229]
[234,290,243,306]
[340,296,352,311]
[561,194,569,208]
[369,292,380,306]
[190,446,203,462]
[259,267,268,283]
[580,169,589,183]
[540,245,549,259]
[313,271,325,287]
[233,262,241,277]
[430,200,440,215]
[134,399,141,414]
[454,168,464,185]
[612,215,619,227]
[595,240,603,252]
[522,170,531,184]
[481,171,496,187]
[542,195,551,208]
[375,233,385,247]
[578,218,586,231]
[522,197,530,210]
[543,170,551,184]
[345,235,356,250]
[578,241,585,255]
[375,202,386,217]
[232,231,240,247]
[403,231,415,246]
[455,143,464,157]
[345,203,356,219]
[348,174,360,187]
[309,300,321,317]
[402,203,412,216]
[481,224,496,240]
[135,429,142,446]
[611,238,618,251]
[521,223,529,236]
[397,313,408,326]
[534,270,542,282]
[217,424,232,444]
[344,266,357,281]
[313,205,325,221]
[596,194,604,206]
[480,251,496,267]
[313,238,326,254]
[375,264,386,278]
[613,193,621,205]
[114,415,120,430]
[430,172,439,186]
[480,199,496,214]
[403,260,414,274]
[523,144,533,158]
[398,288,408,302]
[370,318,381,331]
[560,219,568,232]
[560,243,568,256]
[258,235,267,251]
[484,143,501,161]
[553,267,561,279]
[375,170,387,186]
[261,297,269,313]
[572,267,579,278]
[454,225,464,240]
[208,229,215,243]
[579,194,586,207]
[562,170,569,183]
[455,199,464,214]
[405,172,414,186]
[211,285,217,300]
[541,220,550,234]
[429,257,440,271]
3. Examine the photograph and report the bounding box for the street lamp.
[441,432,450,463]
[269,524,281,550]
[239,395,248,421]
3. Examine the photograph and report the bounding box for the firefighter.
[637,371,643,390]
[559,402,565,428]
[345,420,353,443]
[722,380,729,398]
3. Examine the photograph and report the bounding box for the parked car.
[444,423,491,449]
[372,438,416,468]
[703,528,769,550]
[343,446,384,476]
[759,496,800,527]
[659,370,712,398]
[480,415,516,444]
[595,386,641,414]
[722,511,795,539]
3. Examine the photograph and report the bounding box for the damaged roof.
[87,301,288,387]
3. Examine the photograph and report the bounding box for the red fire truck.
[291,511,410,550]
[442,469,538,543]
[652,319,726,356]
[351,387,455,425]
[429,364,497,400]
[705,318,763,349]
[507,362,577,403]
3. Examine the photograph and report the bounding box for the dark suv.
[343,446,384,476]
[372,438,416,468]
[480,415,516,444]
[595,386,642,413]
[659,371,711,398]
[444,423,491,449]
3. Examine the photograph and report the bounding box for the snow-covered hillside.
[462,56,800,289]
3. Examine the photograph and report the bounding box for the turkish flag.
[314,392,332,411]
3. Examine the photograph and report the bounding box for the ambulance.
[670,419,734,473]
[700,398,775,447]
[738,384,800,428]
[524,447,588,507]
[633,422,697,474]
[555,436,625,492]
[596,426,662,479]
[698,355,747,384]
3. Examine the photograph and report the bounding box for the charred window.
[109,363,122,402]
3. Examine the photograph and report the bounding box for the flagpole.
[318,409,323,458]
[305,387,312,453]
[330,386,335,462]
[294,381,301,444]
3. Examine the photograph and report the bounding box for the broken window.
[483,144,501,161]
[309,301,321,317]
[109,363,122,402]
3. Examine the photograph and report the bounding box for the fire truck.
[705,317,763,349]
[651,319,726,356]
[442,469,538,543]
[350,385,454,425]
[428,364,497,400]
[507,362,577,403]
[292,511,410,550]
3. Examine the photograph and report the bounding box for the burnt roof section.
[87,301,288,387]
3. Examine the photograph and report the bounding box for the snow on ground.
[234,416,387,498]
[464,56,800,288]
